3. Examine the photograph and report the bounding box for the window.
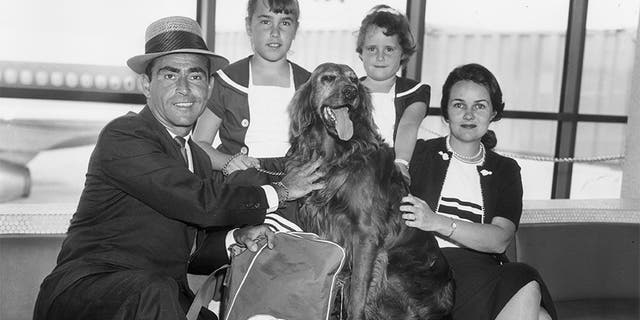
[214,0,406,75]
[580,0,639,116]
[0,0,196,204]
[421,0,570,199]
[422,0,570,113]
[570,123,625,199]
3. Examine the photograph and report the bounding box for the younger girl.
[356,5,429,181]
[194,0,310,175]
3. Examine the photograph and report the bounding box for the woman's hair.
[247,0,300,25]
[355,5,416,66]
[440,63,505,149]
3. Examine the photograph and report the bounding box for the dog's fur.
[286,63,454,319]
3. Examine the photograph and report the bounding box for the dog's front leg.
[348,232,378,320]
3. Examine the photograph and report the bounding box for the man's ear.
[140,74,152,99]
[206,76,215,100]
[245,17,252,37]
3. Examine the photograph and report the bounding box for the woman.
[400,63,557,320]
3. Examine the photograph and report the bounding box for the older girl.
[194,0,310,176]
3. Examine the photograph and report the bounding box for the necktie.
[174,136,188,166]
[174,136,198,254]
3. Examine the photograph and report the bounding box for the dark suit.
[34,106,269,320]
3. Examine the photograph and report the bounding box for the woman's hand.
[400,194,443,232]
[401,195,517,253]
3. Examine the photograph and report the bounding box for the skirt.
[442,248,557,320]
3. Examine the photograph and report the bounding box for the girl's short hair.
[247,0,300,25]
[356,5,416,66]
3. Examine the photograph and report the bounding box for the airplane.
[0,61,144,202]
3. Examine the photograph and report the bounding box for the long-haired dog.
[285,63,454,319]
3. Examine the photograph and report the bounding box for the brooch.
[438,151,450,161]
[480,169,493,176]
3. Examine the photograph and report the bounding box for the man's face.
[141,53,212,135]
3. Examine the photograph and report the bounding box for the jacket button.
[240,146,248,154]
[241,119,249,127]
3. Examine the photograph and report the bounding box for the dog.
[285,63,454,319]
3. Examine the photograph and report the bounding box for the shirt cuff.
[261,185,279,213]
[224,228,238,259]
[394,158,410,167]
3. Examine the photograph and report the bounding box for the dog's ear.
[355,82,381,141]
[357,82,374,118]
[288,79,315,139]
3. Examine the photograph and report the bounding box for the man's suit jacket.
[34,106,270,318]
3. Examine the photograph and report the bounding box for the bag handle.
[186,264,229,320]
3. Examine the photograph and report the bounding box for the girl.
[401,63,557,320]
[356,5,429,181]
[194,0,310,176]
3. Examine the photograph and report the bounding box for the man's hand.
[233,225,275,252]
[279,158,325,200]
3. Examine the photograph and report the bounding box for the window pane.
[0,0,196,65]
[0,98,141,204]
[420,117,557,200]
[579,0,640,116]
[0,0,195,203]
[570,122,624,199]
[422,0,570,113]
[214,0,406,74]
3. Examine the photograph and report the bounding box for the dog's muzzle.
[321,104,354,141]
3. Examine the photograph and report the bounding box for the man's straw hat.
[127,16,228,74]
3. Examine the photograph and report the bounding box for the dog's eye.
[349,77,358,84]
[321,75,337,83]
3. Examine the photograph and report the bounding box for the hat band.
[145,31,209,54]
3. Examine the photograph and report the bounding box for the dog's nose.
[342,86,358,100]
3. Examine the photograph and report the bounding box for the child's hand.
[394,160,411,185]
[224,155,261,175]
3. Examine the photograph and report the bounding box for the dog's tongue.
[333,107,353,141]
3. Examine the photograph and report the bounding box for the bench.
[509,199,639,319]
[1,200,639,319]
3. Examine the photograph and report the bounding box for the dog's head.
[289,63,378,147]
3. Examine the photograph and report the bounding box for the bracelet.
[221,153,243,176]
[394,158,410,168]
[272,181,289,205]
[445,218,457,237]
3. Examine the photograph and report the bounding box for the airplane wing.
[0,118,109,202]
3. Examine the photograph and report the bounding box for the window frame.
[0,0,630,199]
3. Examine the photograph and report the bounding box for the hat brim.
[127,49,229,75]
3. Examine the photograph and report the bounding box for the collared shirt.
[166,130,194,172]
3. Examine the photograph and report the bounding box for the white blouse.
[370,83,396,146]
[244,63,296,157]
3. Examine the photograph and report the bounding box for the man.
[33,16,323,320]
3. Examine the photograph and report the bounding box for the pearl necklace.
[446,135,484,162]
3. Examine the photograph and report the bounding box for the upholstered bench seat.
[515,199,640,320]
[1,200,639,320]
[556,298,639,320]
